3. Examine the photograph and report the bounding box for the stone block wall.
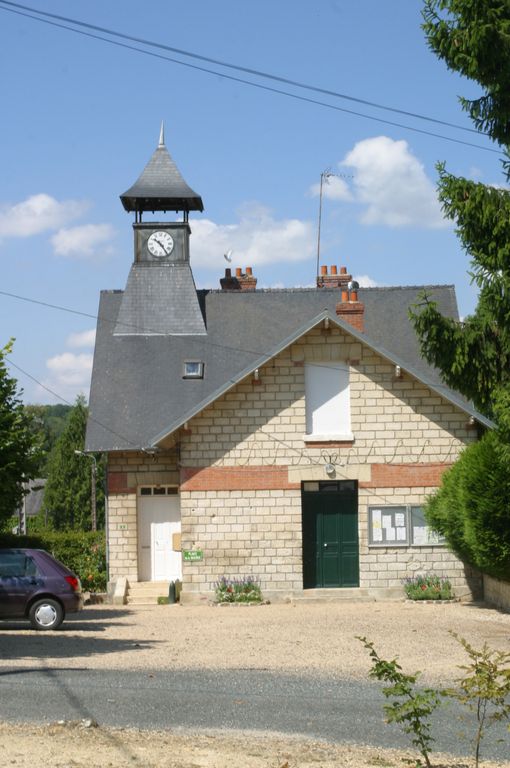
[483,574,510,611]
[358,485,481,597]
[105,324,481,598]
[177,325,480,598]
[180,326,476,471]
[107,449,179,581]
[180,489,302,594]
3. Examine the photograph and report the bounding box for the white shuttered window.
[305,362,352,440]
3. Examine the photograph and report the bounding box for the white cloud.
[0,193,89,238]
[339,136,447,229]
[39,351,93,403]
[51,223,116,258]
[310,174,352,201]
[66,329,96,348]
[354,274,380,287]
[190,205,315,269]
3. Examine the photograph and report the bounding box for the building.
[86,128,490,602]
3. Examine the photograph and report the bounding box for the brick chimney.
[336,281,364,332]
[220,266,257,291]
[316,265,352,289]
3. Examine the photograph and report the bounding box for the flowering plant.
[404,574,453,601]
[215,575,262,603]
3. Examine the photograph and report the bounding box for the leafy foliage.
[23,404,72,476]
[358,636,441,768]
[360,633,510,767]
[410,3,510,419]
[404,574,453,600]
[409,1,510,584]
[426,431,510,579]
[423,0,510,145]
[0,530,107,592]
[447,632,510,768]
[42,397,105,531]
[0,341,42,527]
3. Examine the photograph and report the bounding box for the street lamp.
[74,450,97,532]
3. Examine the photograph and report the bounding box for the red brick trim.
[180,466,300,491]
[107,472,136,494]
[360,463,453,488]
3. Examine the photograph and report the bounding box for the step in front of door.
[294,587,375,603]
[126,581,170,605]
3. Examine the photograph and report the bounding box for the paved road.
[0,667,507,761]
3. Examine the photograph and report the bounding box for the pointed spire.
[120,125,204,214]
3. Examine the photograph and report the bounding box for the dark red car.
[0,548,83,630]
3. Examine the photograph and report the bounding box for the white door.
[138,492,181,582]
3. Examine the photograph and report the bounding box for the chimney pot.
[331,265,338,275]
[341,289,349,303]
[225,268,231,278]
[246,266,253,276]
[320,265,328,275]
[235,267,242,277]
[340,266,347,275]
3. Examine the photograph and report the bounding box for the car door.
[0,551,39,617]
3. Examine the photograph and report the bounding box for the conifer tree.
[411,0,510,417]
[413,1,510,580]
[42,396,104,530]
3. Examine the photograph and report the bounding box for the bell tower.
[114,125,206,336]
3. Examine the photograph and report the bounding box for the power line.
[0,0,482,137]
[6,355,141,449]
[2,290,467,471]
[0,288,267,359]
[0,1,501,155]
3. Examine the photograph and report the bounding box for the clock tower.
[114,125,206,336]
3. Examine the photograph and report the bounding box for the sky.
[0,0,503,405]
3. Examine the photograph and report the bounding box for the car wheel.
[28,599,64,630]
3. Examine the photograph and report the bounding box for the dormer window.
[183,361,204,379]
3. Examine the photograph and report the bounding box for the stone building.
[85,129,491,603]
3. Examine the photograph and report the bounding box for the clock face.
[147,230,174,258]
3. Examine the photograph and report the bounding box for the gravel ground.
[1,600,509,766]
[1,600,509,682]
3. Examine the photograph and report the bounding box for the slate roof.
[86,283,490,453]
[120,127,203,214]
[114,263,206,336]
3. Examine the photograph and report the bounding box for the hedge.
[0,531,107,592]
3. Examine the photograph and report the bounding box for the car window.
[0,552,38,578]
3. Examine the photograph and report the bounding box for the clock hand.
[154,238,167,252]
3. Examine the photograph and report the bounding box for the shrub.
[404,574,453,601]
[0,530,107,592]
[425,431,510,580]
[215,575,262,603]
[358,636,441,768]
[360,633,510,768]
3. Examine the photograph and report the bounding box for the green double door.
[302,481,359,588]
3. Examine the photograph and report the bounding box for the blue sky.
[0,0,503,404]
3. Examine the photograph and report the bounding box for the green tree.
[411,1,510,418]
[0,340,42,528]
[24,403,72,476]
[426,432,510,579]
[412,2,510,581]
[42,396,104,530]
